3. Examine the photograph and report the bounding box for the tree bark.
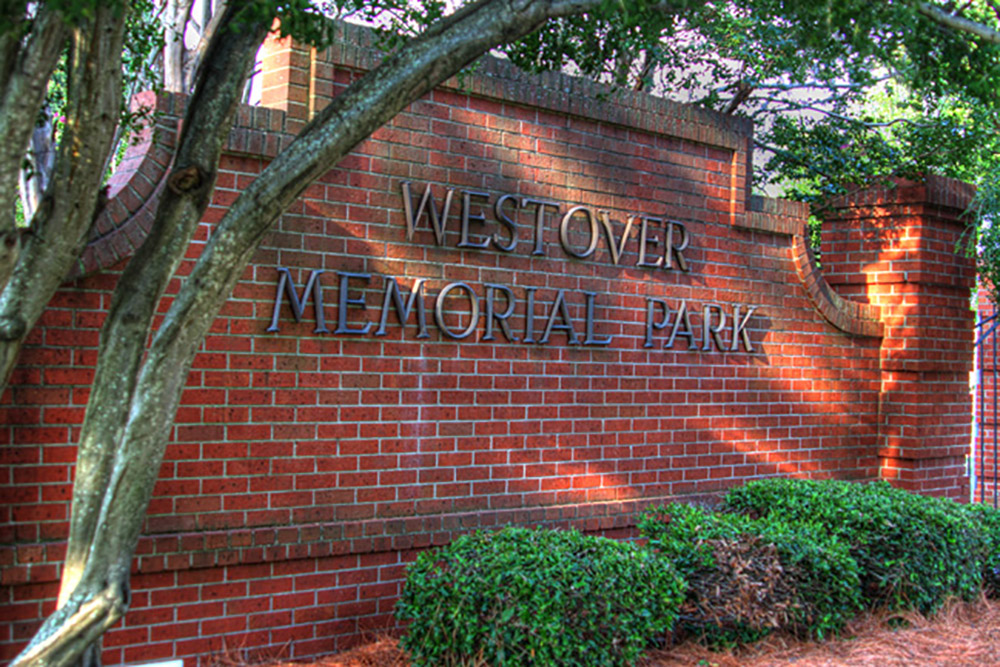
[0,6,68,290]
[12,5,271,666]
[0,5,128,388]
[918,2,1000,43]
[163,0,195,92]
[14,0,640,663]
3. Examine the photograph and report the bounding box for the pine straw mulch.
[220,595,1000,667]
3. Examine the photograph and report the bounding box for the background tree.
[3,1,1000,665]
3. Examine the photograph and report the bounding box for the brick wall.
[975,284,998,504]
[0,22,977,665]
[822,177,977,497]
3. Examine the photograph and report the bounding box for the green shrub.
[960,502,1000,595]
[724,478,986,614]
[638,503,861,645]
[395,526,686,666]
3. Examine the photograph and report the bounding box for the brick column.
[259,25,313,131]
[822,176,977,498]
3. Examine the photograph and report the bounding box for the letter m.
[267,268,330,333]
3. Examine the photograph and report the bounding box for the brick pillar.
[259,25,313,131]
[975,284,998,503]
[822,176,976,499]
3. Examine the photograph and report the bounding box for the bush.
[395,526,685,666]
[724,478,987,614]
[638,503,861,645]
[960,502,1000,595]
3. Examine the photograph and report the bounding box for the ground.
[214,596,1000,666]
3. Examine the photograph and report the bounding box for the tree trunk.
[0,5,127,387]
[0,6,67,290]
[14,0,614,663]
[12,4,271,664]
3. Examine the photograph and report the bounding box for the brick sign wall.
[0,23,977,664]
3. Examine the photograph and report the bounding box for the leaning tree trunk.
[11,4,272,666]
[13,0,615,664]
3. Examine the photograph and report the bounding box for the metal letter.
[583,291,612,346]
[522,198,561,256]
[492,194,518,252]
[599,212,635,266]
[267,267,329,333]
[458,190,492,249]
[644,297,670,349]
[334,272,372,335]
[434,281,480,340]
[539,289,580,345]
[702,303,727,351]
[665,221,690,271]
[666,300,697,349]
[484,284,518,342]
[731,304,758,353]
[558,205,599,259]
[636,215,663,268]
[376,276,429,338]
[400,181,456,245]
[523,287,538,343]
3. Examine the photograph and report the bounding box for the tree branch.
[918,1,1000,43]
[56,4,271,612]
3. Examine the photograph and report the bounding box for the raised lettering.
[731,304,757,352]
[539,289,579,345]
[523,287,539,343]
[484,284,518,342]
[637,215,663,268]
[644,297,670,348]
[665,221,690,271]
[458,190,491,249]
[492,194,518,252]
[400,181,456,245]
[702,303,727,351]
[376,277,428,338]
[583,291,612,345]
[267,268,329,334]
[599,213,635,266]
[434,282,480,340]
[522,198,561,256]
[335,272,372,335]
[666,300,697,349]
[558,205,599,259]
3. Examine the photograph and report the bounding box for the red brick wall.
[975,284,998,504]
[822,177,977,497]
[0,23,976,665]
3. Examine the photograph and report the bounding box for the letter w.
[267,268,329,333]
[400,181,456,245]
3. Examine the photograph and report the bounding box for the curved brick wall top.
[73,94,296,278]
[72,92,180,278]
[745,195,883,338]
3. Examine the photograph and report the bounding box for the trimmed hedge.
[638,503,861,644]
[395,526,685,666]
[724,478,986,614]
[960,502,1000,595]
